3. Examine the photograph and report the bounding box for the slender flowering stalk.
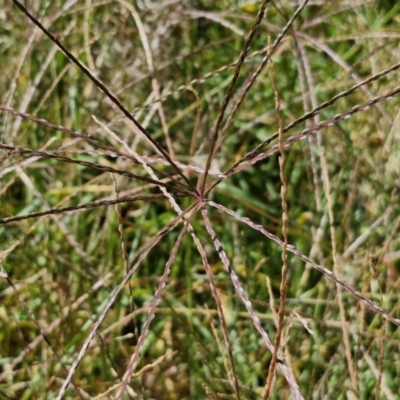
[11,0,199,194]
[55,212,188,400]
[0,143,192,196]
[201,207,304,400]
[200,0,272,193]
[208,200,400,328]
[213,0,309,157]
[0,104,193,193]
[204,71,400,196]
[230,85,400,175]
[264,66,290,399]
[0,193,177,225]
[238,60,400,167]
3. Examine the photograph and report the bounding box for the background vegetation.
[0,0,399,399]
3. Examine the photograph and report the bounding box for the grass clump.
[1,1,399,399]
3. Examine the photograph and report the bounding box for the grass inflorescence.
[1,1,399,399]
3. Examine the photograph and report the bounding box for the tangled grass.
[1,1,399,399]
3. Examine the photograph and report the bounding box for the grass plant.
[1,1,399,399]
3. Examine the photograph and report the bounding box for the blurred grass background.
[0,0,399,399]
